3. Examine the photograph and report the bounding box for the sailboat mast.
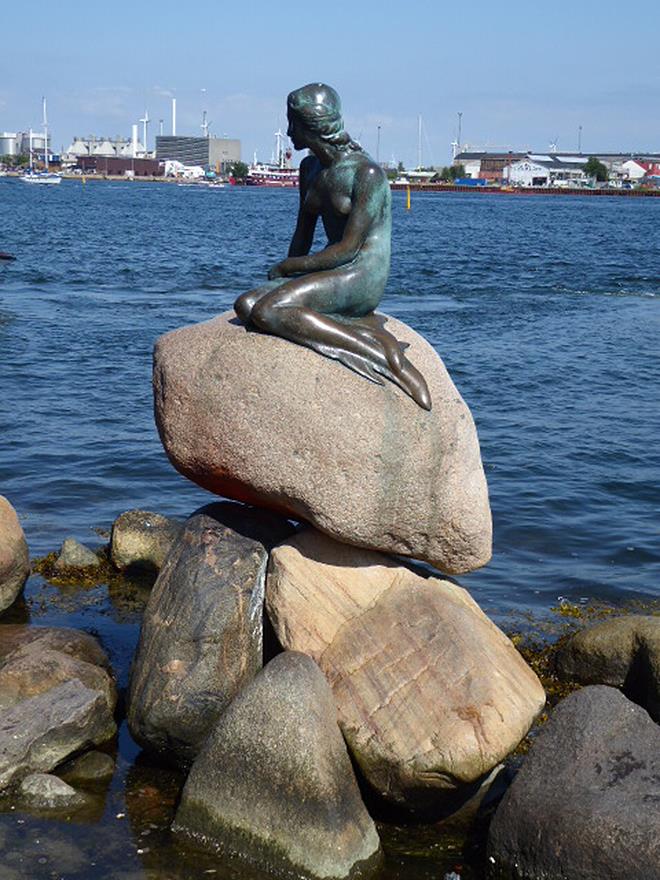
[43,97,49,171]
[417,114,422,170]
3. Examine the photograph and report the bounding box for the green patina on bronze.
[234,83,431,411]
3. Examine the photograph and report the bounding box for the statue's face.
[287,111,308,151]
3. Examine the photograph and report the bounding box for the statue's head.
[287,83,359,153]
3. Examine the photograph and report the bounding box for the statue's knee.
[234,292,253,323]
[250,298,274,330]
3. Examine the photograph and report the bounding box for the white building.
[619,159,648,181]
[504,155,589,187]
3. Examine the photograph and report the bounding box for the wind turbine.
[139,110,150,153]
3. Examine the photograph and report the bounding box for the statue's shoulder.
[300,154,321,180]
[352,152,388,190]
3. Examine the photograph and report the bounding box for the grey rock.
[0,495,30,613]
[487,686,660,880]
[54,537,100,569]
[174,651,381,880]
[0,679,116,791]
[154,310,492,575]
[0,641,116,712]
[110,509,182,571]
[0,624,111,669]
[19,772,86,809]
[556,614,660,721]
[57,749,115,784]
[127,501,294,765]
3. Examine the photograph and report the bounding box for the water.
[0,179,659,878]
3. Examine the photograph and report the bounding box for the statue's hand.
[268,261,288,280]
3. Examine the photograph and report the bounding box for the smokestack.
[132,124,138,158]
[172,98,177,136]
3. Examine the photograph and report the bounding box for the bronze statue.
[234,83,431,410]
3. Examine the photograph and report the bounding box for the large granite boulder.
[128,502,294,765]
[0,496,30,613]
[174,651,381,880]
[154,311,491,575]
[266,530,545,811]
[555,614,660,721]
[487,686,660,880]
[110,509,182,572]
[0,680,116,791]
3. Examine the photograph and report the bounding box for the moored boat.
[20,170,62,185]
[246,129,299,188]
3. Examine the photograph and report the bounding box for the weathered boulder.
[174,652,381,880]
[487,686,660,880]
[0,496,30,613]
[0,625,111,669]
[154,311,491,575]
[54,537,100,570]
[266,530,545,810]
[19,773,87,809]
[0,680,116,791]
[0,641,116,712]
[110,509,181,571]
[127,502,294,765]
[555,614,660,721]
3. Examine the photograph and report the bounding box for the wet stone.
[19,773,87,809]
[57,750,115,784]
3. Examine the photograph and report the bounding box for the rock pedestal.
[266,530,545,811]
[154,310,491,575]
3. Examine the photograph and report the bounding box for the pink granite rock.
[154,311,491,574]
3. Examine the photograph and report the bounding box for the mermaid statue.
[234,83,431,411]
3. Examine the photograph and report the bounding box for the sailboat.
[21,98,62,185]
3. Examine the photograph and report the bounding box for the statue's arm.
[271,165,383,277]
[288,157,317,257]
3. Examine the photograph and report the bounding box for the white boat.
[20,171,62,185]
[20,98,62,185]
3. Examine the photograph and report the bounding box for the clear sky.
[2,0,660,166]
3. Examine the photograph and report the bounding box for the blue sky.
[2,0,660,166]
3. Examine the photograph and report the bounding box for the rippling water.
[1,178,659,880]
[2,179,658,613]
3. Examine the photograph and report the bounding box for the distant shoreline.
[4,172,660,197]
[390,182,660,198]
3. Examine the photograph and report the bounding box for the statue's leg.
[250,275,431,410]
[234,280,287,324]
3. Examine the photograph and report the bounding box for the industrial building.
[0,131,49,160]
[63,136,144,160]
[156,135,240,171]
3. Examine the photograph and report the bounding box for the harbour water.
[0,179,658,878]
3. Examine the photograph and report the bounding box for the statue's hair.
[287,83,362,153]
